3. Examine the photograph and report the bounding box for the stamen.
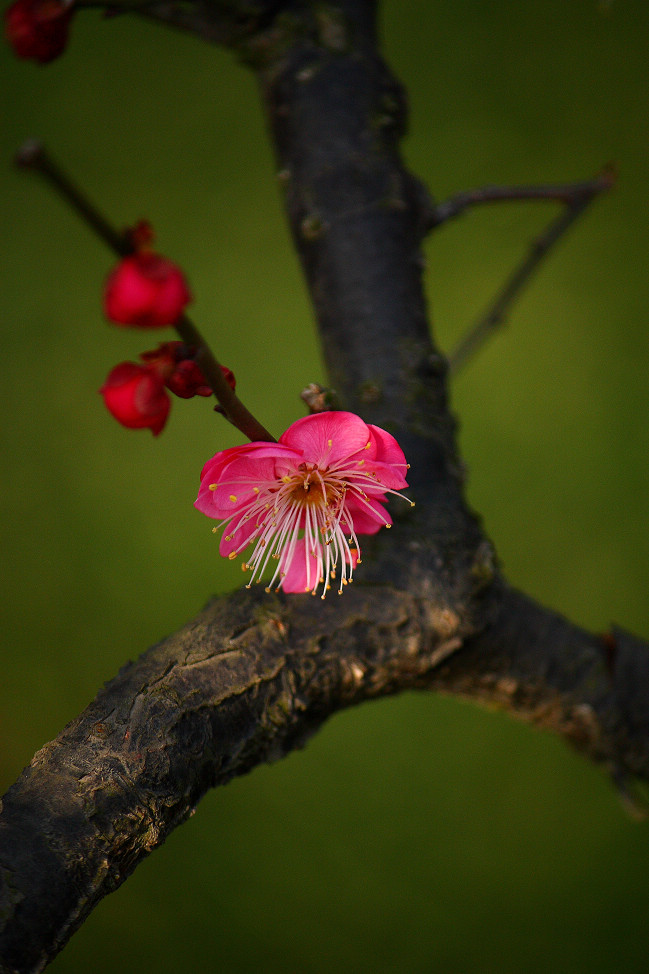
[209,483,217,491]
[229,494,237,502]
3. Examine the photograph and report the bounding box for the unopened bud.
[4,0,73,64]
[99,362,171,435]
[103,252,191,328]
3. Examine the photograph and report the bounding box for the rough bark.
[1,2,647,972]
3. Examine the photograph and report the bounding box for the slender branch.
[15,139,275,443]
[174,313,275,441]
[430,169,615,228]
[16,139,131,256]
[445,167,615,373]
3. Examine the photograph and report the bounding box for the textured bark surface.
[1,2,647,972]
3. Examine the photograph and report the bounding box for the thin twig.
[16,140,276,442]
[16,139,131,256]
[437,167,616,374]
[430,169,615,228]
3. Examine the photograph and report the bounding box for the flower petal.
[279,411,372,466]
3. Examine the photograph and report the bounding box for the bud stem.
[16,140,276,442]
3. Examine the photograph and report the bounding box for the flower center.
[284,463,342,512]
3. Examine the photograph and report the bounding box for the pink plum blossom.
[195,411,413,597]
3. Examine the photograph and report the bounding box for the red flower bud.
[140,342,236,400]
[4,0,72,64]
[165,359,213,399]
[103,252,191,329]
[139,342,178,381]
[99,362,171,436]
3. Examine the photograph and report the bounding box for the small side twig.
[16,139,130,256]
[16,140,275,443]
[436,167,616,374]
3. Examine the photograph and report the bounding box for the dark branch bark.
[2,581,648,973]
[1,2,646,972]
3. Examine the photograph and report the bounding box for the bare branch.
[430,170,615,229]
[2,579,648,971]
[446,168,615,373]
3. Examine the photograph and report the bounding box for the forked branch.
[441,168,616,372]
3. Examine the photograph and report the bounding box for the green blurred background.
[2,1,649,971]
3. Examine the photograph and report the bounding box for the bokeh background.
[2,1,649,971]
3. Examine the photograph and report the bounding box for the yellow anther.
[281,475,292,483]
[228,551,237,560]
[209,483,217,491]
[229,494,237,502]
[253,486,260,494]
